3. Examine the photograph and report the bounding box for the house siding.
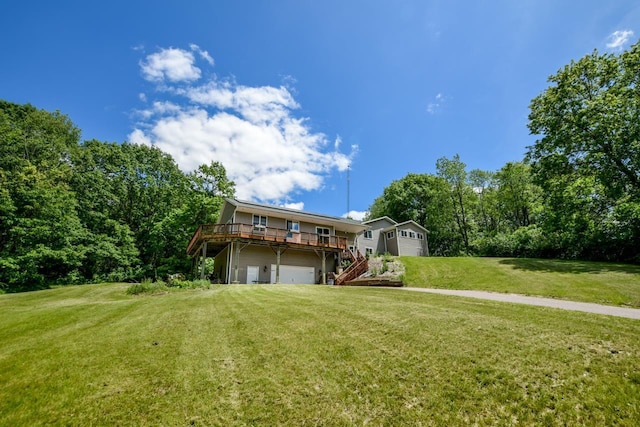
[396,224,428,256]
[228,245,336,284]
[359,217,397,255]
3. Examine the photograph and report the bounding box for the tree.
[0,102,88,291]
[436,155,475,254]
[528,41,640,201]
[527,41,640,262]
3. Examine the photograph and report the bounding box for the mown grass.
[1,283,639,425]
[401,257,640,308]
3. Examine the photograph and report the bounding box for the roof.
[220,198,368,234]
[362,216,397,226]
[383,219,429,233]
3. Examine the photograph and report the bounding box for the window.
[387,231,395,239]
[287,220,300,232]
[365,247,374,255]
[316,226,330,243]
[409,231,416,239]
[316,227,330,236]
[417,232,424,240]
[253,215,267,230]
[400,230,408,237]
[363,230,373,239]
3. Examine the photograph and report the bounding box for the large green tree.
[528,40,640,261]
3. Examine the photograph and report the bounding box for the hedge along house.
[359,217,429,257]
[187,199,368,284]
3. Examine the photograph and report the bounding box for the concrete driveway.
[397,287,640,320]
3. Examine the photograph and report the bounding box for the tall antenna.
[347,163,350,215]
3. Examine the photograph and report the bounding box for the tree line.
[0,100,234,292]
[1,41,638,292]
[369,41,640,263]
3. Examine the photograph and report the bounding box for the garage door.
[270,265,315,284]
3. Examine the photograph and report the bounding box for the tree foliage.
[0,101,234,292]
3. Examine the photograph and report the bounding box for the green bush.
[126,279,168,295]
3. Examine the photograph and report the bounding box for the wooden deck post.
[321,248,326,284]
[275,247,281,284]
[200,241,207,280]
[233,241,240,283]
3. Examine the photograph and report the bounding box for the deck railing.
[187,223,348,255]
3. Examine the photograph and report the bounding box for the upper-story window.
[287,220,300,232]
[387,231,395,239]
[409,231,416,239]
[363,230,373,239]
[417,232,424,240]
[316,226,330,243]
[253,215,267,229]
[400,230,408,237]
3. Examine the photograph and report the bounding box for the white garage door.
[270,265,315,284]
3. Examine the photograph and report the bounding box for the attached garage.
[270,264,315,284]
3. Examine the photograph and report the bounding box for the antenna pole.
[347,164,350,214]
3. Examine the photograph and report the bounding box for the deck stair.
[334,249,368,286]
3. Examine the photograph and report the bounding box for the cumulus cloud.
[139,46,202,82]
[131,44,357,204]
[343,210,368,221]
[606,30,634,50]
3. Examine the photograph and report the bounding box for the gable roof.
[220,198,367,234]
[362,216,397,226]
[383,219,429,233]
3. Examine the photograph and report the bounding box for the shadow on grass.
[498,258,640,275]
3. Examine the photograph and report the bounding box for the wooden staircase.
[334,249,368,286]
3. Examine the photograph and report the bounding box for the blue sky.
[2,1,638,219]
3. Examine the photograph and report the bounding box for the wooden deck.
[187,223,348,256]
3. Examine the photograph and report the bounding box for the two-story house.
[358,217,429,257]
[187,199,368,284]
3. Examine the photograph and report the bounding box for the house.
[187,198,368,284]
[358,217,429,257]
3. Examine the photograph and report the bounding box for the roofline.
[221,198,367,232]
[384,219,429,233]
[362,216,397,225]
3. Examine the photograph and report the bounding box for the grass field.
[1,283,639,425]
[402,257,640,308]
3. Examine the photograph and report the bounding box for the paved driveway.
[397,287,640,320]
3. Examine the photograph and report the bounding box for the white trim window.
[253,215,267,230]
[363,230,373,239]
[287,220,300,232]
[417,232,424,240]
[400,230,408,237]
[387,231,395,239]
[365,247,374,256]
[316,226,331,243]
[409,231,416,239]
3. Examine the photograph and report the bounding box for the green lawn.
[402,257,640,308]
[1,283,639,425]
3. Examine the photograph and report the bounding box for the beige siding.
[213,246,230,283]
[228,245,337,284]
[396,224,427,256]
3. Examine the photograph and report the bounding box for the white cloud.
[131,44,357,204]
[343,210,368,221]
[140,47,202,82]
[427,92,445,114]
[606,30,634,50]
[282,202,305,210]
[189,43,214,65]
